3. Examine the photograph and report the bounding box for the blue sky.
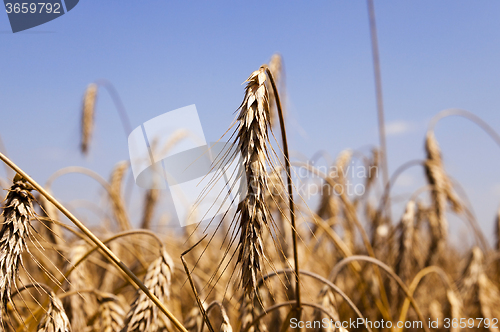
[1,1,500,244]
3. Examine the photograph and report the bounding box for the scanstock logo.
[128,105,247,227]
[3,0,79,33]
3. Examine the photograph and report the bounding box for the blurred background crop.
[2,1,500,244]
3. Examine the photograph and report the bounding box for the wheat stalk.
[121,248,174,332]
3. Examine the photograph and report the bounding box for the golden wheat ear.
[121,248,174,332]
[233,67,273,299]
[0,174,37,324]
[96,292,126,332]
[81,83,97,155]
[36,291,72,332]
[395,200,416,286]
[109,161,131,231]
[424,132,463,265]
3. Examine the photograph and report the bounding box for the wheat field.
[0,55,499,332]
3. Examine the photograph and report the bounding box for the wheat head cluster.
[0,54,499,332]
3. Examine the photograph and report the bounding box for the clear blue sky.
[1,1,500,243]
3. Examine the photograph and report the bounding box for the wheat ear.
[81,83,97,155]
[121,248,174,332]
[184,305,204,332]
[0,174,36,324]
[235,67,273,298]
[424,132,462,240]
[395,200,416,285]
[37,291,71,332]
[109,161,131,231]
[97,293,126,332]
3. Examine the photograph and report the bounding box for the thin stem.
[284,161,392,320]
[256,269,374,332]
[181,235,215,332]
[57,288,97,300]
[11,283,52,300]
[396,266,458,332]
[62,229,164,287]
[428,108,500,148]
[94,79,133,136]
[264,66,301,313]
[367,0,390,214]
[0,152,188,332]
[373,159,424,233]
[328,255,431,332]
